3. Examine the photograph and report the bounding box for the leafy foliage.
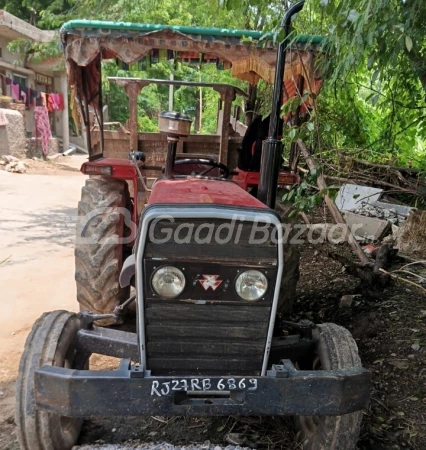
[3,0,426,168]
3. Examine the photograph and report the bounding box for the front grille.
[145,302,271,376]
[143,217,278,376]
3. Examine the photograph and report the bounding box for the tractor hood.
[148,178,268,209]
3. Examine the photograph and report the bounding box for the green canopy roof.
[60,20,322,45]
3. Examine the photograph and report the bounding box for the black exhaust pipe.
[257,0,305,208]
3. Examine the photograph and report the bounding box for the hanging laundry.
[40,92,47,107]
[29,90,38,109]
[21,90,27,105]
[47,94,54,112]
[11,82,20,100]
[58,93,65,111]
[34,106,52,155]
[47,93,61,112]
[5,77,11,86]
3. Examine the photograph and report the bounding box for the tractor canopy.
[60,20,324,111]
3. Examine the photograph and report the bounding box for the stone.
[226,433,246,446]
[15,161,26,173]
[388,359,409,370]
[1,154,19,163]
[340,294,356,308]
[374,200,413,218]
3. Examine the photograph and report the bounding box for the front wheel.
[15,311,86,450]
[295,323,364,450]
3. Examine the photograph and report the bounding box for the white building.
[0,10,69,154]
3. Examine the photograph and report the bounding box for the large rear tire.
[75,176,130,320]
[275,195,301,315]
[295,323,364,450]
[16,311,85,450]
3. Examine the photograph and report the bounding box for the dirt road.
[0,156,86,450]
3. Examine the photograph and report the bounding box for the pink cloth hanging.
[11,82,20,100]
[34,106,52,155]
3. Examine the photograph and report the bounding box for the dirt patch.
[23,157,81,175]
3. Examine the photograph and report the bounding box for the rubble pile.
[353,202,403,225]
[335,183,416,243]
[0,154,27,173]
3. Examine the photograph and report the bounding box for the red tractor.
[16,2,370,449]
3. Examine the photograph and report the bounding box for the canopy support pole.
[215,86,236,166]
[110,79,149,151]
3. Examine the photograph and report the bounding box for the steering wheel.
[174,158,230,179]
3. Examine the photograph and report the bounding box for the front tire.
[75,176,131,320]
[295,323,364,450]
[16,311,85,450]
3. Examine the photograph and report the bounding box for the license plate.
[150,377,258,397]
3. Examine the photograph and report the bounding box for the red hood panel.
[148,178,267,209]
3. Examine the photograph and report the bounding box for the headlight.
[151,266,185,299]
[235,270,268,302]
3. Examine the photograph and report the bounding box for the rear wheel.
[275,195,301,315]
[75,176,131,322]
[16,310,85,450]
[295,323,364,450]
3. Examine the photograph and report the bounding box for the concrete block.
[343,211,391,242]
[336,184,383,212]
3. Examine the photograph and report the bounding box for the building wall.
[0,108,27,157]
[0,16,69,153]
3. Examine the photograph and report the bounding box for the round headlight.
[152,266,185,299]
[235,270,268,302]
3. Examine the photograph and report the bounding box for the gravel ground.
[74,444,252,450]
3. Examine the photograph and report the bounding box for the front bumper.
[35,359,370,418]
